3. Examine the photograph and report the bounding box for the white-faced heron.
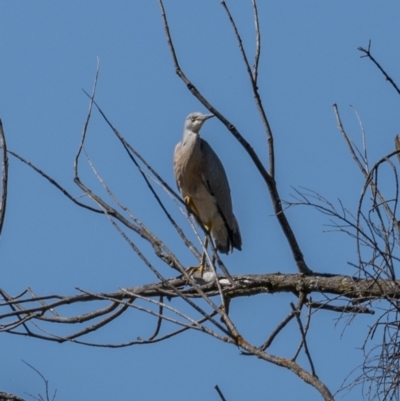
[174,112,241,272]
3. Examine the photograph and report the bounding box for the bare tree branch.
[358,40,400,96]
[291,300,316,377]
[251,0,261,84]
[0,273,394,347]
[220,0,274,176]
[0,119,8,236]
[22,360,57,401]
[0,392,26,401]
[215,385,228,401]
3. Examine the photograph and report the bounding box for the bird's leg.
[196,222,213,277]
[185,219,212,279]
[182,196,213,278]
[198,233,209,277]
[184,195,200,218]
[186,235,209,278]
[186,237,208,278]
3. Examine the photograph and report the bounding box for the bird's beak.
[203,114,215,121]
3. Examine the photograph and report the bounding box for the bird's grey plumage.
[174,112,242,254]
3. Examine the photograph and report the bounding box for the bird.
[174,112,241,274]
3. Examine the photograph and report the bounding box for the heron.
[174,112,242,275]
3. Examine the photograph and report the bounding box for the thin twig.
[252,0,261,83]
[215,385,228,401]
[4,149,103,214]
[358,40,400,96]
[0,120,8,237]
[260,309,296,351]
[22,360,57,401]
[350,105,369,174]
[290,301,316,376]
[82,90,202,261]
[220,0,274,177]
[333,104,367,176]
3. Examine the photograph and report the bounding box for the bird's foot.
[184,264,216,285]
[185,263,206,278]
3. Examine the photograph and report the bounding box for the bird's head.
[184,112,214,134]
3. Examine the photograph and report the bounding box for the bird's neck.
[182,130,198,146]
[181,130,201,166]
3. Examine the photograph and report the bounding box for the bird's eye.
[191,116,196,122]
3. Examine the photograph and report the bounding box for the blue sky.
[1,1,400,400]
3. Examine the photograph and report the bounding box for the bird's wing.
[199,138,235,229]
[173,141,183,191]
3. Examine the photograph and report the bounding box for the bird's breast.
[174,133,203,195]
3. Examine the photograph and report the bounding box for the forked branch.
[358,40,400,96]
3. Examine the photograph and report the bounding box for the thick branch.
[0,393,26,401]
[240,340,334,401]
[1,273,394,324]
